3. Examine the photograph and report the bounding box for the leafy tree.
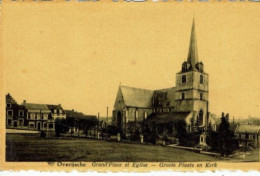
[55,118,70,137]
[107,125,120,135]
[207,112,238,156]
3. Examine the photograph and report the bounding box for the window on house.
[43,123,47,128]
[19,119,23,126]
[54,109,57,114]
[48,115,52,120]
[43,114,48,120]
[200,93,203,100]
[7,103,11,108]
[200,75,204,84]
[182,93,185,100]
[7,119,12,125]
[135,110,138,119]
[182,75,186,83]
[19,110,24,117]
[49,124,53,129]
[245,134,249,139]
[59,110,62,114]
[30,113,35,119]
[249,134,253,140]
[29,124,34,128]
[7,110,13,116]
[37,114,41,120]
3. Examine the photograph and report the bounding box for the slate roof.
[64,110,84,118]
[64,110,96,120]
[24,103,51,113]
[153,87,176,107]
[146,112,191,123]
[47,104,65,114]
[47,104,63,110]
[6,94,17,104]
[120,86,154,108]
[235,124,260,134]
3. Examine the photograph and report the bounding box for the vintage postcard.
[0,0,260,172]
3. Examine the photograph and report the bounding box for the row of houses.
[6,93,97,134]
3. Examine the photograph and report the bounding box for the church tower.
[174,19,209,128]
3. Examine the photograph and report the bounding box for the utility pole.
[106,107,108,140]
[97,112,100,139]
[98,112,100,130]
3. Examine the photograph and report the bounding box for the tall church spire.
[187,19,198,70]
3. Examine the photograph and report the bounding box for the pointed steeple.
[187,19,198,70]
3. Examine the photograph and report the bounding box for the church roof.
[187,18,199,70]
[153,87,176,107]
[146,112,191,123]
[235,124,260,134]
[120,86,154,108]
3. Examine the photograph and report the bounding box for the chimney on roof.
[58,104,61,107]
[22,100,26,105]
[72,109,74,112]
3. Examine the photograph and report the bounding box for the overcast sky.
[2,2,260,119]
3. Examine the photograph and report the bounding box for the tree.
[55,118,70,137]
[173,120,188,146]
[208,112,238,156]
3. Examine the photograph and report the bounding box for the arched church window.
[182,93,185,100]
[117,111,122,128]
[135,110,138,119]
[144,111,147,119]
[200,93,203,100]
[198,110,203,126]
[200,75,203,84]
[125,110,129,123]
[182,75,186,83]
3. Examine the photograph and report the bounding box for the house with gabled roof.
[22,101,55,132]
[6,94,62,133]
[235,124,260,148]
[47,104,66,120]
[112,20,215,136]
[6,94,26,129]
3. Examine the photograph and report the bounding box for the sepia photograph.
[1,1,260,170]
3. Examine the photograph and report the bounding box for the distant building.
[112,20,216,135]
[6,94,61,132]
[22,101,54,132]
[47,104,66,119]
[64,109,97,135]
[235,124,260,148]
[6,94,26,129]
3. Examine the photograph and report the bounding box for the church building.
[112,20,213,135]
